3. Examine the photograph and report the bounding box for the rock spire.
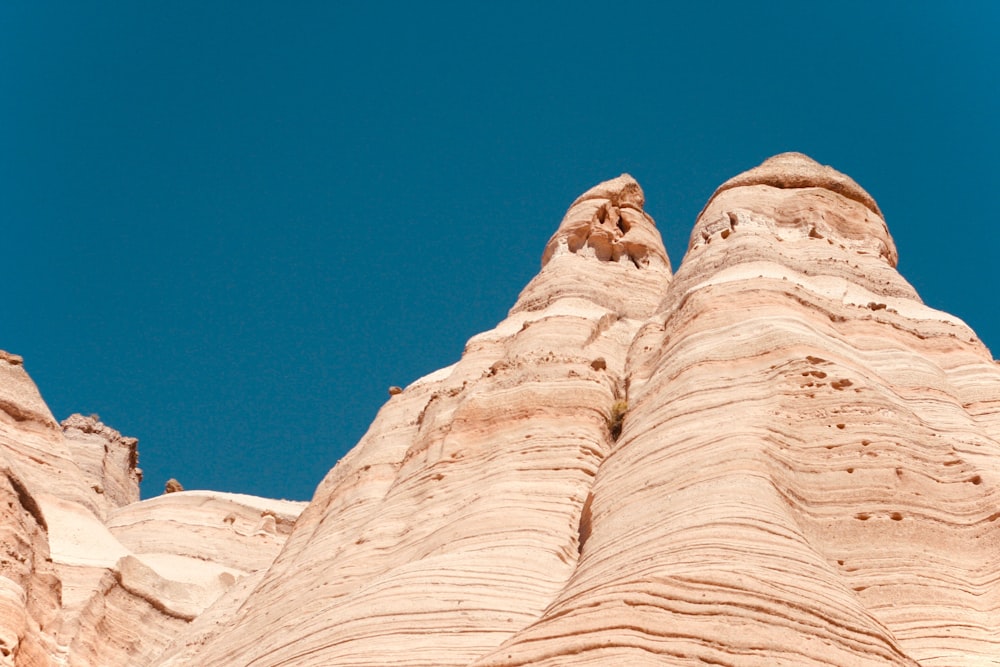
[1,154,999,666]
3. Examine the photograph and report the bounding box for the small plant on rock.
[607,399,628,441]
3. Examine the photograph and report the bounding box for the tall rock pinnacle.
[160,173,674,667]
[516,173,671,319]
[482,155,999,666]
[2,154,999,666]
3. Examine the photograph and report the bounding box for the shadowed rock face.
[2,154,1000,666]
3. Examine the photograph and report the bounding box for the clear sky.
[2,3,998,501]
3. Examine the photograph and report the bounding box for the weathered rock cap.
[541,174,669,270]
[569,173,645,210]
[703,152,883,219]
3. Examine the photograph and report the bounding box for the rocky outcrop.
[0,467,61,667]
[152,174,673,667]
[53,490,304,667]
[472,153,1000,666]
[1,153,999,666]
[172,154,1000,667]
[0,354,305,667]
[0,352,57,430]
[60,414,141,519]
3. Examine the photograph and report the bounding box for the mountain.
[2,154,998,666]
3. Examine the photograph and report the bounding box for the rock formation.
[2,153,999,665]
[0,353,305,667]
[60,414,141,519]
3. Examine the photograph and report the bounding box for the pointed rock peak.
[706,152,883,219]
[541,174,669,271]
[570,173,645,210]
[691,153,898,267]
[0,350,58,428]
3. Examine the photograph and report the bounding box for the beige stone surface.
[0,467,61,667]
[55,489,304,667]
[175,155,1000,667]
[0,353,57,430]
[473,155,1000,666]
[2,153,1000,666]
[0,357,306,667]
[60,414,141,520]
[154,174,673,667]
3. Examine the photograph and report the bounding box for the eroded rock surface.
[2,154,999,666]
[474,154,1000,666]
[157,175,673,667]
[61,414,141,519]
[0,357,305,667]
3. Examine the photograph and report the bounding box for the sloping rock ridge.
[0,353,306,667]
[2,152,999,666]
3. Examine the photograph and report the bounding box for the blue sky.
[3,3,998,501]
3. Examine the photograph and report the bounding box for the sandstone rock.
[703,151,884,219]
[61,490,305,667]
[0,357,106,518]
[0,467,61,667]
[0,352,57,429]
[61,414,141,519]
[169,156,1000,667]
[106,490,303,574]
[0,356,306,667]
[525,173,672,318]
[475,156,1000,666]
[3,154,1000,666]
[163,479,183,494]
[155,174,673,667]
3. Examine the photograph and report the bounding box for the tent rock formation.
[2,153,999,666]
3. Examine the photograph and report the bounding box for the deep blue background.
[3,3,997,500]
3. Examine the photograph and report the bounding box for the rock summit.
[2,154,998,666]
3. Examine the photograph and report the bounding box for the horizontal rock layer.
[2,153,998,666]
[157,155,1000,666]
[0,353,306,667]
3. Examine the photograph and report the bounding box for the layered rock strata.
[0,353,305,667]
[173,154,1000,667]
[60,415,141,519]
[2,153,999,666]
[473,155,1000,666]
[155,174,673,667]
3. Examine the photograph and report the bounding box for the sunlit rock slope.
[2,153,999,666]
[0,354,305,667]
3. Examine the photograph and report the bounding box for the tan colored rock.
[0,467,61,667]
[0,354,108,518]
[475,155,1000,666]
[0,352,57,430]
[163,479,183,494]
[153,175,673,667]
[163,157,1000,667]
[61,414,141,518]
[526,173,671,318]
[107,490,303,574]
[4,155,1000,666]
[703,150,884,219]
[0,352,306,667]
[57,490,304,667]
